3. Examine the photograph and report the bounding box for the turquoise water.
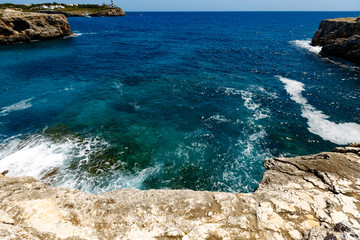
[1,12,360,194]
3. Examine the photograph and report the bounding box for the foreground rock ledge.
[1,146,360,240]
[0,10,73,45]
[312,16,360,64]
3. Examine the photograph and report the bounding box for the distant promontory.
[0,3,126,17]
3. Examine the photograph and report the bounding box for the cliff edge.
[0,10,72,45]
[312,16,360,64]
[1,144,360,239]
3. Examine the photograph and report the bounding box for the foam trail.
[279,76,360,145]
[292,40,322,54]
[0,98,33,116]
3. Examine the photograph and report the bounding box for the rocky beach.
[1,145,360,239]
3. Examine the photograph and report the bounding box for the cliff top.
[1,9,57,18]
[1,145,360,239]
[325,16,360,23]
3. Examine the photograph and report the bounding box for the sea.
[1,12,360,194]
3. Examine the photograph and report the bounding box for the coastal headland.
[312,16,360,65]
[1,12,360,240]
[0,3,126,17]
[0,10,72,45]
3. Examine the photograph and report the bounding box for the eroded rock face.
[0,10,73,45]
[312,16,360,64]
[38,7,126,17]
[1,145,360,239]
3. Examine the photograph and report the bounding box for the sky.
[3,0,360,12]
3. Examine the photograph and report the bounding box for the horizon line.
[124,10,360,13]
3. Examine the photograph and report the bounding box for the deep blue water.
[1,12,360,194]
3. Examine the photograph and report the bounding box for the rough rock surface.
[1,145,360,239]
[312,16,360,64]
[0,10,72,45]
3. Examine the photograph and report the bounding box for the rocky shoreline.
[0,10,72,45]
[312,16,360,64]
[38,7,126,17]
[1,144,360,239]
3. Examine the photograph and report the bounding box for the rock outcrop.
[312,16,360,64]
[89,8,126,17]
[1,145,360,239]
[38,8,126,17]
[0,10,72,45]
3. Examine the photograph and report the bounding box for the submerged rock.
[0,10,73,45]
[312,16,360,64]
[1,144,360,239]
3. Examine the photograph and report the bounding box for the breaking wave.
[292,40,322,54]
[279,76,360,145]
[0,131,157,194]
[0,98,33,117]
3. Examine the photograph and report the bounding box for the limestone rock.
[0,10,72,45]
[312,16,360,64]
[38,8,126,17]
[1,145,360,239]
[89,8,126,17]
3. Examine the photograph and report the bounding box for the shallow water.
[1,12,360,194]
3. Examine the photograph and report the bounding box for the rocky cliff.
[0,10,72,45]
[1,144,360,240]
[312,16,360,64]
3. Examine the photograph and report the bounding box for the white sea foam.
[72,33,83,37]
[241,90,270,120]
[0,134,109,181]
[0,134,71,179]
[241,90,260,111]
[0,98,33,116]
[57,165,160,194]
[292,40,322,54]
[223,87,242,96]
[279,76,360,145]
[221,126,271,193]
[236,129,267,157]
[206,114,230,123]
[0,132,158,194]
[72,32,98,37]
